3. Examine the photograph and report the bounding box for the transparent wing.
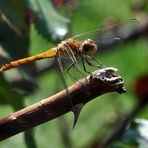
[56,44,90,127]
[73,19,140,50]
[118,19,140,39]
[58,42,91,95]
[62,45,86,76]
[57,19,140,94]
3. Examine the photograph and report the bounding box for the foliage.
[0,0,148,147]
[28,0,69,41]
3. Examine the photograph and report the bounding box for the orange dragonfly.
[0,37,102,127]
[0,19,138,72]
[0,19,138,127]
[0,38,100,73]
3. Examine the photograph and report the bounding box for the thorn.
[72,103,84,128]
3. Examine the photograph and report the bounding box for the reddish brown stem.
[0,67,126,141]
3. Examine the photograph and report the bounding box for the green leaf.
[0,74,24,110]
[0,0,28,32]
[114,118,148,147]
[0,0,30,59]
[28,0,69,41]
[0,21,30,59]
[135,119,148,147]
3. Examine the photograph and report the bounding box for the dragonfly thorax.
[57,38,82,56]
[81,39,97,58]
[57,38,97,60]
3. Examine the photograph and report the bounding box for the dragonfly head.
[81,39,97,58]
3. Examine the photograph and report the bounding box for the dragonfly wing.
[96,37,123,50]
[117,19,140,39]
[63,42,92,95]
[73,19,139,51]
[56,41,93,127]
[56,56,85,127]
[96,19,140,50]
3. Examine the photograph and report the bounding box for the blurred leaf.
[0,21,30,59]
[114,118,148,147]
[135,118,148,147]
[0,74,24,110]
[134,75,148,102]
[0,0,30,59]
[0,0,28,32]
[28,0,69,41]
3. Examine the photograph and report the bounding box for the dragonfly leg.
[67,62,86,85]
[67,61,88,81]
[67,62,75,73]
[85,57,104,69]
[66,62,87,128]
[66,62,78,82]
[91,57,105,68]
[56,57,75,109]
[81,56,91,74]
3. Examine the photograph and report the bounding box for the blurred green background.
[0,0,148,147]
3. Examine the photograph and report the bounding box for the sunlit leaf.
[135,119,148,147]
[28,0,69,41]
[115,118,148,147]
[0,74,24,110]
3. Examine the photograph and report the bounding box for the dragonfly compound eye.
[82,39,97,56]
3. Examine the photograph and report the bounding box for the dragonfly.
[0,19,138,127]
[1,19,138,72]
[0,38,100,72]
[0,38,102,127]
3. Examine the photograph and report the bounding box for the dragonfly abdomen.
[0,48,57,72]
